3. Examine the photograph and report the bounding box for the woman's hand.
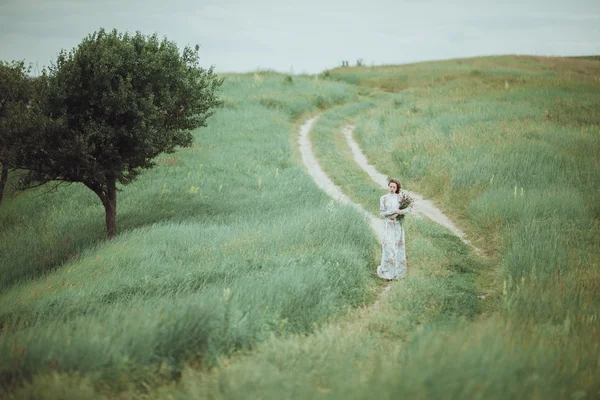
[389,213,398,220]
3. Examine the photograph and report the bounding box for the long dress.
[377,192,410,280]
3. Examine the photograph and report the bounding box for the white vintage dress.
[377,192,410,280]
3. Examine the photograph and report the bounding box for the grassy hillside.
[0,74,382,392]
[304,55,600,398]
[2,55,599,399]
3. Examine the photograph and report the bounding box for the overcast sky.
[1,0,599,74]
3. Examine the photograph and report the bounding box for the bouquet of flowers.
[396,192,414,224]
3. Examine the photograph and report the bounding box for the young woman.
[377,178,411,280]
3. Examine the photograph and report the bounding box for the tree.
[18,28,223,238]
[0,60,39,204]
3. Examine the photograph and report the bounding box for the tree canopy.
[17,28,223,238]
[0,60,40,204]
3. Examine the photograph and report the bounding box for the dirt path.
[298,117,383,241]
[298,115,482,303]
[299,117,392,300]
[299,116,481,255]
[342,124,481,254]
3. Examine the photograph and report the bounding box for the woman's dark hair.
[388,178,401,193]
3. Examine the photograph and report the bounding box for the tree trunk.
[104,178,117,239]
[88,179,118,240]
[0,163,8,205]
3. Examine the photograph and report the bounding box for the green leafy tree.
[0,60,39,204]
[19,28,223,238]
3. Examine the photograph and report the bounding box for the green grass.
[326,55,600,397]
[309,100,384,215]
[568,55,600,61]
[10,216,490,399]
[2,55,599,399]
[0,73,382,391]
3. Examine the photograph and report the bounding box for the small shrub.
[313,95,327,109]
[319,70,331,79]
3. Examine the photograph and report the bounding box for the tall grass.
[147,55,599,400]
[4,56,599,399]
[345,55,600,396]
[309,101,382,214]
[10,213,491,399]
[0,73,380,389]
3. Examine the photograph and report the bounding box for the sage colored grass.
[309,100,383,215]
[10,215,491,399]
[0,74,379,389]
[342,55,600,397]
[167,55,600,400]
[3,56,599,399]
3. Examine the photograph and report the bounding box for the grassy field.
[9,210,489,399]
[2,56,599,399]
[0,74,382,394]
[315,55,600,398]
[309,101,380,214]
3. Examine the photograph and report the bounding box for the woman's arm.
[380,196,399,218]
[397,207,411,215]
